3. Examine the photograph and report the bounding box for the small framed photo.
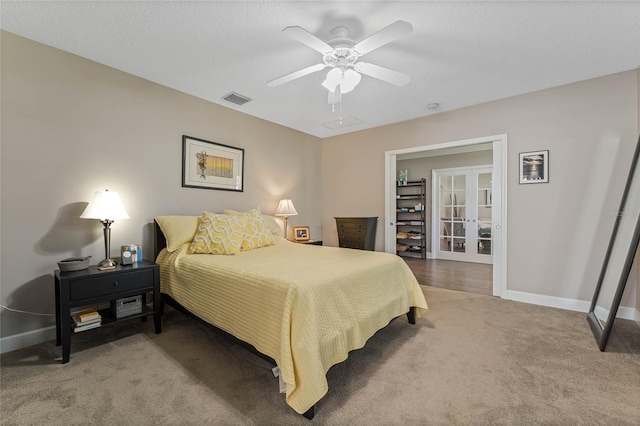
[182,135,244,191]
[519,150,549,184]
[293,226,310,242]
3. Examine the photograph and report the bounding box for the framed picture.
[293,226,310,242]
[182,135,244,191]
[519,150,549,184]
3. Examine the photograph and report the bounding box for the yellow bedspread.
[157,237,428,414]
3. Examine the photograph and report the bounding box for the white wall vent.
[222,92,252,106]
[322,116,364,130]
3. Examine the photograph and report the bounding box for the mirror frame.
[587,135,640,351]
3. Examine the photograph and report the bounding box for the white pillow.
[262,215,284,238]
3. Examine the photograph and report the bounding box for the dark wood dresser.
[335,217,378,251]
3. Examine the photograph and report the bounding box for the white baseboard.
[0,325,56,354]
[505,290,636,320]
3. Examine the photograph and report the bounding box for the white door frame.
[384,134,508,298]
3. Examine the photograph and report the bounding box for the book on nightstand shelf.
[72,321,102,333]
[72,309,102,333]
[74,308,101,322]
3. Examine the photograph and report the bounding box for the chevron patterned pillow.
[189,212,247,255]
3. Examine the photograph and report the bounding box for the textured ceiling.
[2,1,639,138]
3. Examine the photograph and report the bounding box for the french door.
[432,165,493,264]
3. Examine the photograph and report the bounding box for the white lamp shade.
[80,190,129,220]
[322,68,362,95]
[275,199,298,217]
[340,69,361,94]
[322,68,342,93]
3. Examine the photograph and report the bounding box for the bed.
[153,211,428,418]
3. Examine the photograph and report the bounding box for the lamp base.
[97,258,118,270]
[283,216,289,240]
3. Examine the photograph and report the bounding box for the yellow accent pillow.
[224,208,276,250]
[189,212,247,255]
[154,216,200,252]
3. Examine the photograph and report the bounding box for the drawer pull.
[113,281,119,286]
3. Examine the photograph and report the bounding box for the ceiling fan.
[268,20,413,105]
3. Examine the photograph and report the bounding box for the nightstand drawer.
[338,228,367,238]
[337,222,368,231]
[69,269,154,302]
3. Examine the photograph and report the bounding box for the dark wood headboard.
[154,220,167,260]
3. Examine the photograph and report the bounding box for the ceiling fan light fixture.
[340,69,361,94]
[322,68,342,92]
[269,20,413,108]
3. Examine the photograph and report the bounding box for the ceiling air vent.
[322,116,364,130]
[222,92,252,106]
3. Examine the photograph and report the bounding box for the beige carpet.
[2,286,639,425]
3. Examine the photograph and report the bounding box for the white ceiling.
[2,1,639,139]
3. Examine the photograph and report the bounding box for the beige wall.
[322,70,639,305]
[0,32,322,342]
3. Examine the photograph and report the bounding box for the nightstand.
[54,260,161,363]
[297,240,322,246]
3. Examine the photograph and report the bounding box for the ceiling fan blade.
[355,62,411,86]
[267,63,327,87]
[352,20,413,56]
[283,26,334,54]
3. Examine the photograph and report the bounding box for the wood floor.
[402,258,493,296]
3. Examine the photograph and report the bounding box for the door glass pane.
[477,172,492,256]
[452,238,466,253]
[453,174,466,190]
[452,221,465,237]
[439,174,457,254]
[478,173,492,190]
[440,175,452,190]
[452,173,466,220]
[439,176,453,219]
[478,174,492,207]
[440,220,452,252]
[478,221,492,255]
[449,174,467,251]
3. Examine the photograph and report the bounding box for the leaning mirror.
[587,134,640,351]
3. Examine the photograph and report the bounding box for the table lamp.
[275,199,298,240]
[80,189,129,269]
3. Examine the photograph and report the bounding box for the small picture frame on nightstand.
[293,226,310,242]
